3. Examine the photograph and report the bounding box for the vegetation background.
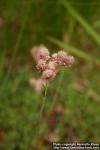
[0,0,100,150]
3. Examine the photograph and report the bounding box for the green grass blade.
[48,37,100,64]
[62,1,100,46]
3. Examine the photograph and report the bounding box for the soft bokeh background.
[0,0,100,150]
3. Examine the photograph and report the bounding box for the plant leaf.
[62,1,100,46]
[48,37,100,64]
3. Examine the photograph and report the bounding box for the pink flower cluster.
[30,45,74,92]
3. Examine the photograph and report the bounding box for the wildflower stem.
[32,84,48,148]
[49,70,65,113]
[47,16,74,114]
[39,84,48,119]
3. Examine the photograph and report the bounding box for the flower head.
[31,45,50,62]
[42,69,57,80]
[36,60,48,72]
[30,45,75,92]
[51,50,74,66]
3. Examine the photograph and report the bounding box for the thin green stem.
[48,18,75,114]
[39,85,48,120]
[32,84,48,149]
[49,71,65,113]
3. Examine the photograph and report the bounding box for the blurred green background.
[0,0,100,150]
